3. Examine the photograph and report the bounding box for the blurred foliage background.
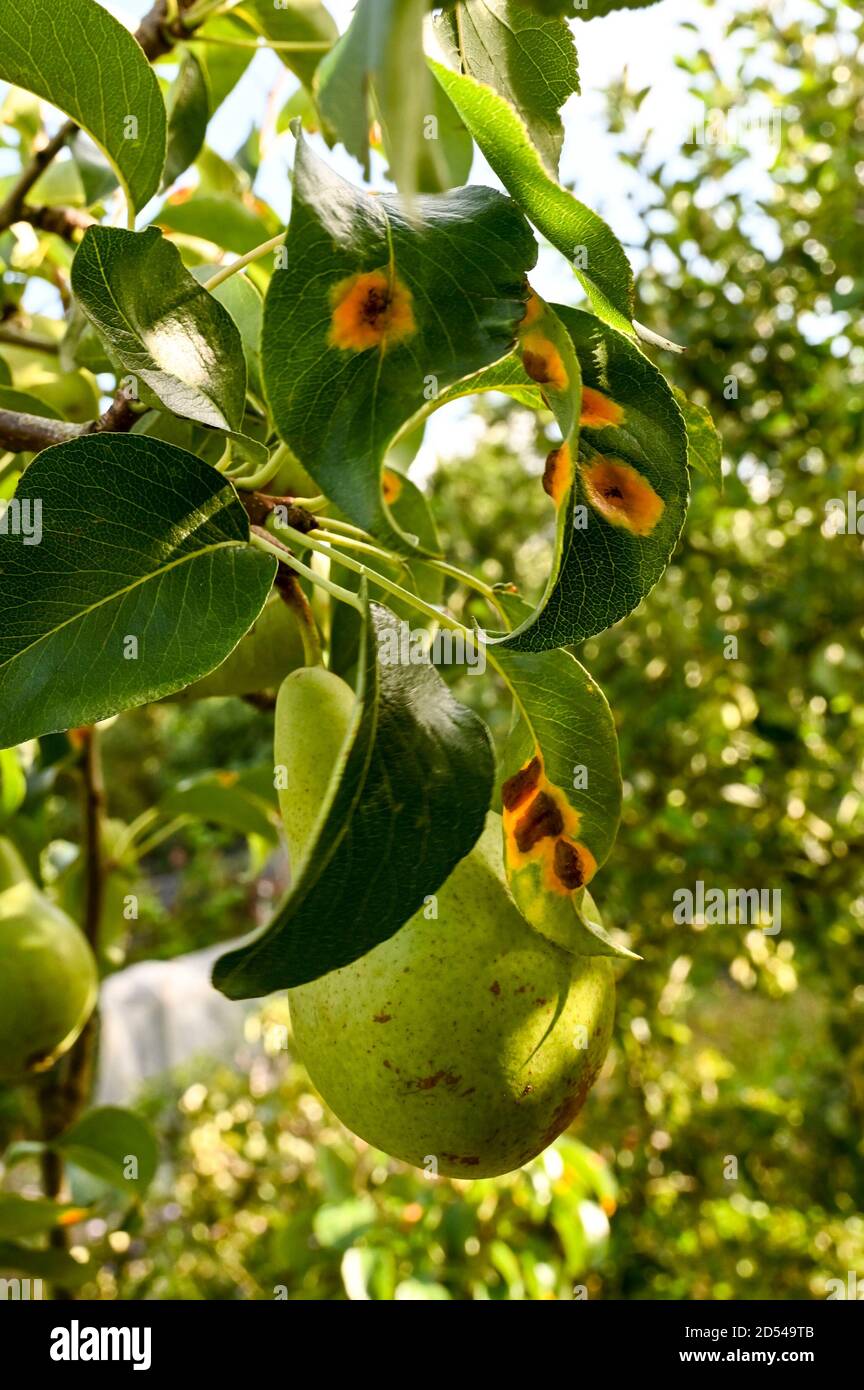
[3,0,863,1300]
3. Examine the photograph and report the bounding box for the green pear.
[274,664,356,880]
[0,836,32,892]
[280,670,615,1177]
[167,594,307,701]
[0,882,98,1081]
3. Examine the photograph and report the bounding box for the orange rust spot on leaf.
[216,770,239,787]
[502,752,597,894]
[542,442,573,508]
[381,467,403,505]
[501,755,541,812]
[514,790,564,853]
[58,1208,88,1227]
[328,269,416,352]
[521,331,569,391]
[520,288,544,328]
[580,386,624,430]
[582,457,665,536]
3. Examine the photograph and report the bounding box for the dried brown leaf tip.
[502,753,597,895]
[328,269,416,352]
[582,457,665,535]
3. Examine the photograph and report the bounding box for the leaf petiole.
[203,233,286,292]
[250,528,365,616]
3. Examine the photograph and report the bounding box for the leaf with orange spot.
[490,305,688,651]
[491,592,635,959]
[262,130,537,551]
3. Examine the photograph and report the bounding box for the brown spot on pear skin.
[328,269,416,352]
[514,791,564,853]
[490,980,501,996]
[501,755,541,812]
[582,457,665,535]
[580,387,624,430]
[373,1012,392,1023]
[521,332,568,391]
[542,443,572,508]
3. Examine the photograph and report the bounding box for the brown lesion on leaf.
[582,457,665,535]
[381,467,403,505]
[501,755,541,812]
[502,751,597,895]
[521,330,568,391]
[542,442,573,508]
[328,268,416,352]
[580,386,624,430]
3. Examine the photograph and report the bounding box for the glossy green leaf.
[235,0,338,88]
[430,59,634,333]
[54,1106,158,1196]
[316,0,431,197]
[161,50,210,192]
[495,303,689,650]
[0,434,276,747]
[214,602,495,994]
[673,385,723,488]
[262,131,536,547]
[0,0,166,218]
[433,0,579,175]
[71,226,246,432]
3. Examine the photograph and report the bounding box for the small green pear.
[0,882,98,1081]
[274,664,356,879]
[167,595,307,701]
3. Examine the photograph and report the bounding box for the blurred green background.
[4,0,863,1300]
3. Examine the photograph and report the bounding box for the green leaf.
[416,81,473,194]
[155,194,280,255]
[262,130,537,547]
[315,0,431,198]
[53,1106,158,1196]
[214,601,495,995]
[0,0,166,218]
[0,1240,92,1286]
[0,356,10,385]
[495,303,689,650]
[573,0,662,16]
[158,773,280,844]
[491,596,631,957]
[0,386,62,420]
[0,1194,87,1238]
[71,226,247,432]
[0,434,276,747]
[433,0,579,176]
[429,59,634,333]
[188,15,255,115]
[234,0,338,88]
[672,386,723,488]
[161,50,210,192]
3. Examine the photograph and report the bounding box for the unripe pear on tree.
[276,668,615,1178]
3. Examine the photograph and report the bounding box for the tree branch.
[0,387,141,455]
